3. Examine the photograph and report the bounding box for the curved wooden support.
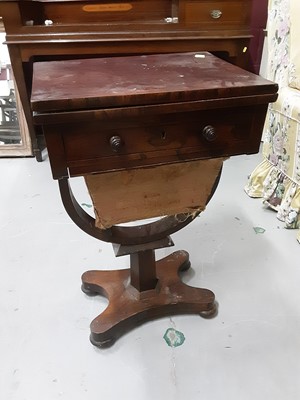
[58,178,113,242]
[58,165,222,246]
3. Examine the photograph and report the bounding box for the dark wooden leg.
[81,250,216,347]
[130,250,158,291]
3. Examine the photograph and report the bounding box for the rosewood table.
[30,51,277,347]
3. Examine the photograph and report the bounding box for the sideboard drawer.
[47,104,267,177]
[183,0,251,28]
[19,0,175,26]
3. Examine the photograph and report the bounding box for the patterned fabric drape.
[244,0,300,242]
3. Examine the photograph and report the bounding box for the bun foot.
[199,301,218,319]
[90,334,116,349]
[81,283,99,297]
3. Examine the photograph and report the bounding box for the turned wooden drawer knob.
[202,125,217,142]
[109,135,123,152]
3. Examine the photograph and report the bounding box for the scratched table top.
[31,52,277,113]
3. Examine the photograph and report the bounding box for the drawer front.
[182,0,251,28]
[20,0,175,26]
[51,105,266,177]
[19,0,250,30]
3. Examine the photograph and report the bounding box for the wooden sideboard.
[248,0,268,74]
[0,0,253,160]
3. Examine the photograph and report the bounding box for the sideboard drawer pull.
[202,125,216,141]
[210,10,222,19]
[109,135,123,152]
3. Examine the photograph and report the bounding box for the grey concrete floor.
[0,151,299,400]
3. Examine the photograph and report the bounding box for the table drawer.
[182,0,251,28]
[48,105,266,177]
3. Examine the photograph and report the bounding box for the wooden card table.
[31,51,277,347]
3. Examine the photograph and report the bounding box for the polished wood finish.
[0,0,253,159]
[30,52,275,112]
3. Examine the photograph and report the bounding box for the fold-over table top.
[31,52,277,113]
